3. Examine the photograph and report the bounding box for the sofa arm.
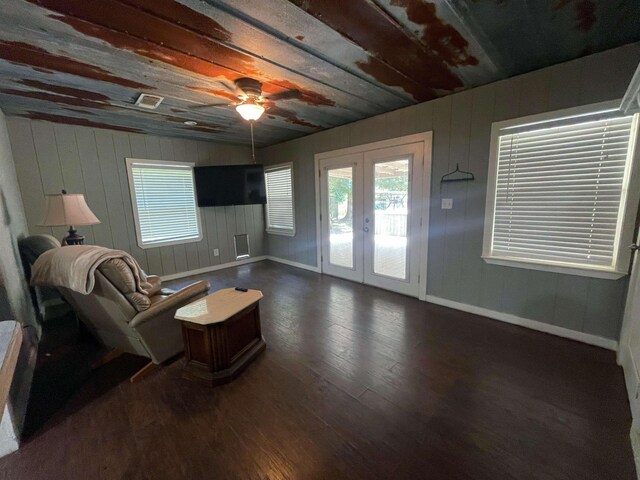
[130,280,210,328]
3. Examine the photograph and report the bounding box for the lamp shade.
[236,102,265,121]
[39,193,100,227]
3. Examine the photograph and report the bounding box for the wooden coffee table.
[175,288,265,386]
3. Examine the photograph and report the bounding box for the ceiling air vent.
[134,93,164,110]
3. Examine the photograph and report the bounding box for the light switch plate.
[213,248,220,257]
[441,198,453,210]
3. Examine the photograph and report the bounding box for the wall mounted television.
[194,164,267,207]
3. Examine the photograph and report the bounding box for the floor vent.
[234,234,250,260]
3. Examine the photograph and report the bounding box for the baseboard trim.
[160,255,320,281]
[160,256,267,281]
[265,256,321,273]
[425,295,618,351]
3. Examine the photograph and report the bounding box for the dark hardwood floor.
[1,261,635,479]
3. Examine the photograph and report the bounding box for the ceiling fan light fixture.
[236,101,265,121]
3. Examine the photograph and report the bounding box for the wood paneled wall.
[258,43,640,341]
[0,108,37,448]
[6,119,265,277]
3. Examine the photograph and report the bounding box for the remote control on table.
[235,287,248,292]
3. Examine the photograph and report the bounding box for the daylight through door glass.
[373,159,409,279]
[328,167,354,268]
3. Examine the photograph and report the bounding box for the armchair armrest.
[130,280,210,328]
[146,275,162,296]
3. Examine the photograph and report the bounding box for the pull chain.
[250,121,256,163]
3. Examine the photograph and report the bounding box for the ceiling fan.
[190,77,300,121]
[190,77,300,162]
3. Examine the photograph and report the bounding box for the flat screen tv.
[194,164,267,207]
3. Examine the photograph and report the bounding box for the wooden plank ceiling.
[0,0,638,147]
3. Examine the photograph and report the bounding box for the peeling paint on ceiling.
[0,0,637,146]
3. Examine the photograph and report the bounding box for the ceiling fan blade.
[219,79,244,97]
[189,102,235,110]
[266,89,301,101]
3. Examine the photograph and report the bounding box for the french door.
[319,142,424,296]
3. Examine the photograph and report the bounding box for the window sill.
[482,256,628,280]
[137,235,202,249]
[266,228,295,237]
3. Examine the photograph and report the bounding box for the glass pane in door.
[327,167,354,268]
[373,159,409,279]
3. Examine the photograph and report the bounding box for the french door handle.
[363,227,370,233]
[631,244,639,251]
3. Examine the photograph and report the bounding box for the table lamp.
[39,190,100,245]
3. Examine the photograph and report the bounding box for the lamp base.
[63,226,85,246]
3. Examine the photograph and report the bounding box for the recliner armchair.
[22,235,210,379]
[19,234,79,349]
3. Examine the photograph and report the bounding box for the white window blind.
[488,114,636,271]
[126,159,202,248]
[265,164,295,235]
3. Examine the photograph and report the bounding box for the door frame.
[314,132,433,300]
[618,225,640,424]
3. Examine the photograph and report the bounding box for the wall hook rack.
[440,163,475,194]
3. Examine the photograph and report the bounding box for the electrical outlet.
[441,198,453,210]
[213,248,220,257]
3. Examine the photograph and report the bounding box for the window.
[483,103,639,279]
[126,158,202,248]
[264,163,295,236]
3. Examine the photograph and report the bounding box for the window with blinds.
[484,109,638,277]
[126,159,202,248]
[264,164,295,235]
